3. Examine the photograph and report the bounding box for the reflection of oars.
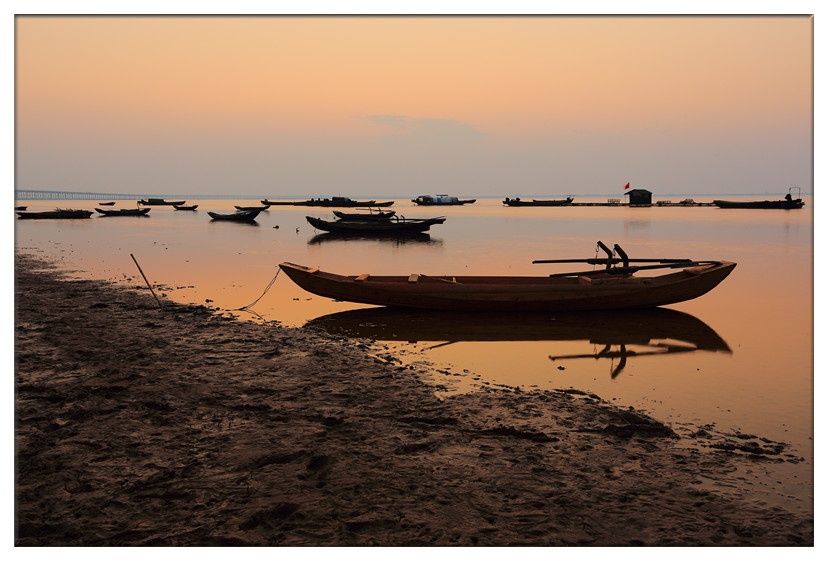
[549,343,700,378]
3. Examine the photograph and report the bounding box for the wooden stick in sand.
[130,253,163,309]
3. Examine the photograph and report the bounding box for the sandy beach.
[14,252,813,546]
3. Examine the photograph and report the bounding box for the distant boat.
[138,198,187,206]
[261,197,394,207]
[235,205,270,211]
[14,206,27,211]
[95,207,151,217]
[279,241,736,312]
[17,209,94,220]
[503,196,574,207]
[173,204,198,210]
[713,194,804,209]
[306,215,445,234]
[207,209,262,222]
[98,201,116,206]
[412,194,476,206]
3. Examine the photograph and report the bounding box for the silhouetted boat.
[280,241,736,312]
[14,206,27,211]
[261,197,394,207]
[138,198,186,206]
[207,209,261,222]
[412,194,476,206]
[98,201,116,206]
[503,196,574,207]
[235,205,270,211]
[306,215,445,234]
[713,188,804,209]
[95,207,151,216]
[17,209,93,220]
[173,204,198,210]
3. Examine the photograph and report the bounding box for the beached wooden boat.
[207,209,261,222]
[412,194,476,206]
[279,242,736,312]
[261,197,394,207]
[503,196,574,207]
[306,215,445,234]
[235,205,270,211]
[333,209,397,221]
[173,204,198,210]
[95,207,151,216]
[138,198,187,206]
[17,209,94,220]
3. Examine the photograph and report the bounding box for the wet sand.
[14,252,813,546]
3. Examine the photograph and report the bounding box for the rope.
[235,267,281,311]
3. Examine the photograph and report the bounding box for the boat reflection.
[305,307,731,378]
[307,232,442,245]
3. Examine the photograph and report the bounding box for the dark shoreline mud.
[14,252,813,546]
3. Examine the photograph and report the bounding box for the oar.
[546,260,716,278]
[533,257,694,265]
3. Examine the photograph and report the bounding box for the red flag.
[624,182,630,190]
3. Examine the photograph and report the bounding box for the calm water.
[14,196,814,514]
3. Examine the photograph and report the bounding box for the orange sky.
[14,15,814,196]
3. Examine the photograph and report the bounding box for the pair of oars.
[532,257,713,277]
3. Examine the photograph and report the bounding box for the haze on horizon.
[15,15,813,199]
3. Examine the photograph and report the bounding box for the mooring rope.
[235,267,281,311]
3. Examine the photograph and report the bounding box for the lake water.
[14,195,814,516]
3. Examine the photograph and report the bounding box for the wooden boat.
[260,197,394,207]
[17,209,94,220]
[279,242,736,312]
[14,206,27,211]
[207,209,261,222]
[712,195,804,209]
[412,194,476,206]
[137,198,187,206]
[305,215,445,234]
[95,207,151,216]
[98,201,116,206]
[173,204,198,210]
[332,209,397,221]
[235,205,270,211]
[503,196,574,207]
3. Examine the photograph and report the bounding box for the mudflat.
[14,252,813,546]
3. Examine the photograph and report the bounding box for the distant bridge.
[14,190,261,200]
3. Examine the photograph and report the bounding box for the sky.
[13,12,816,198]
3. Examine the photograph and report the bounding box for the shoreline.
[14,251,813,546]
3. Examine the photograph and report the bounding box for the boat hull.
[503,198,573,207]
[96,208,151,216]
[208,209,261,222]
[137,199,186,206]
[306,215,444,234]
[17,210,93,219]
[279,261,737,312]
[713,199,804,209]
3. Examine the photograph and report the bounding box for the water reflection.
[307,233,442,245]
[306,307,731,378]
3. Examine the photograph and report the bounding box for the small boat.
[173,204,198,210]
[235,205,270,211]
[333,209,397,221]
[14,206,27,211]
[138,198,187,206]
[261,197,394,207]
[503,196,574,207]
[98,201,116,206]
[207,209,262,222]
[306,215,445,234]
[412,194,476,206]
[95,207,151,216]
[17,209,94,220]
[712,195,804,209]
[279,241,736,312]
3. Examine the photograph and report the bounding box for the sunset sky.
[14,14,815,198]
